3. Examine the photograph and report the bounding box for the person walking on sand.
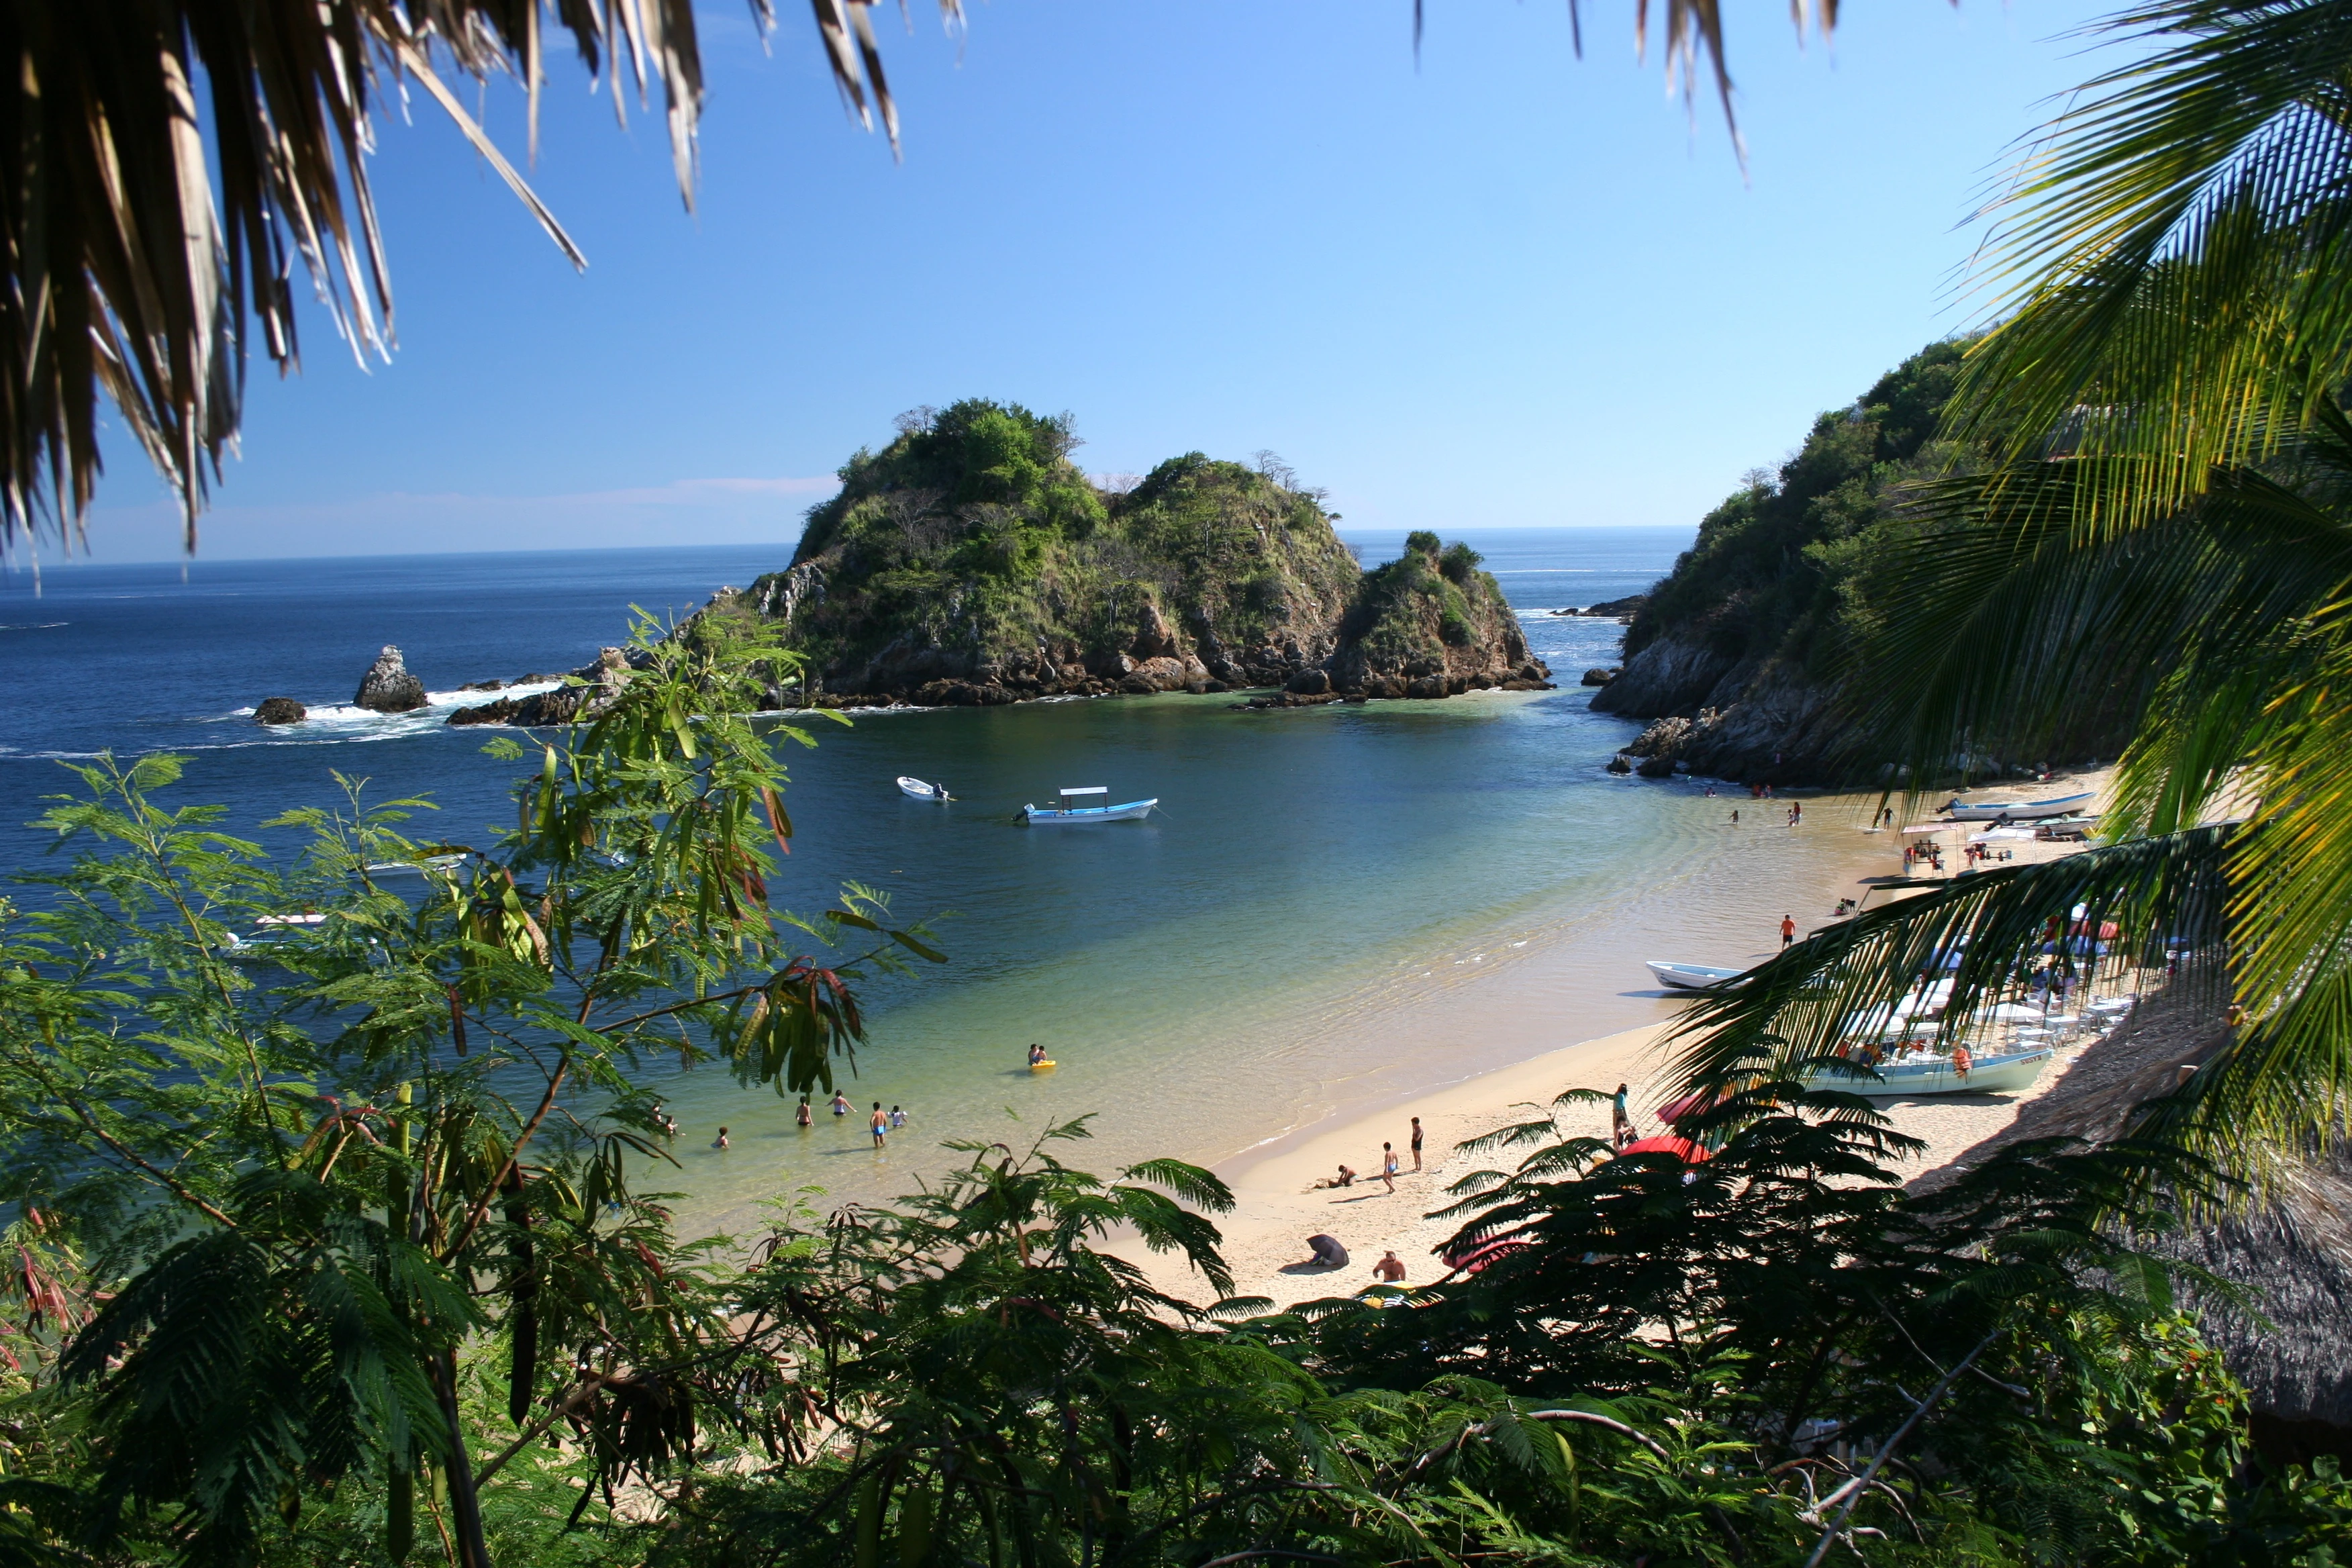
[1373,1251,1407,1283]
[795,1096,813,1130]
[1379,1142,1400,1193]
[870,1102,889,1148]
[1781,914,1798,949]
[1410,1116,1424,1171]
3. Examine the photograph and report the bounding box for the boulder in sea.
[254,697,307,726]
[353,646,428,713]
[1581,667,1619,687]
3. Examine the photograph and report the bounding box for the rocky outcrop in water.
[352,646,428,713]
[254,697,307,725]
[445,648,642,728]
[702,401,1547,712]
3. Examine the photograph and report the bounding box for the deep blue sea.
[1,526,1899,1224]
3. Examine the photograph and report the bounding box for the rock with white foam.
[353,646,428,713]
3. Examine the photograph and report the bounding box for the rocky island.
[680,401,1548,712]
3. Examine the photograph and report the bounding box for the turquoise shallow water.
[5,526,1867,1226]
[660,680,1892,1228]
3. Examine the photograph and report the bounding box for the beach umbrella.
[1618,1135,1713,1163]
[1655,1090,1714,1125]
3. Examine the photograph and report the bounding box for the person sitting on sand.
[1372,1251,1407,1283]
[1304,1234,1349,1268]
[1311,1164,1358,1190]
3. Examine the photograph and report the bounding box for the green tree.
[0,616,939,1565]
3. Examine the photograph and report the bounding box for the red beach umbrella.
[1617,1135,1713,1163]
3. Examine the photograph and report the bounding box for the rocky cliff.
[1589,338,2135,785]
[1589,342,1966,784]
[703,401,1546,709]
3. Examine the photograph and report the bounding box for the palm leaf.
[1958,0,2352,525]
[0,0,951,550]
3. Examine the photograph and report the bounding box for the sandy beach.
[1133,773,2122,1310]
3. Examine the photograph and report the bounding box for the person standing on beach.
[1781,915,1798,949]
[1373,1251,1407,1283]
[1612,1083,1632,1148]
[870,1102,889,1148]
[1379,1143,1399,1193]
[1410,1116,1424,1171]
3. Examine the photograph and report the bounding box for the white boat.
[1647,961,1749,991]
[1805,1046,2053,1097]
[897,775,954,801]
[362,852,467,876]
[1941,791,2094,822]
[1022,786,1157,824]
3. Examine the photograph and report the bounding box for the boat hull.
[1023,799,1157,824]
[897,776,951,801]
[1805,1048,2051,1097]
[1647,961,1747,991]
[1942,793,2092,822]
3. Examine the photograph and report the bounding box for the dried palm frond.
[0,0,952,553]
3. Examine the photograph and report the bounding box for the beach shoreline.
[1155,773,2120,1309]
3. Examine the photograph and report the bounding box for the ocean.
[0,527,1886,1226]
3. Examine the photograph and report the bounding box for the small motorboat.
[1646,960,1749,991]
[897,775,953,801]
[1021,787,1156,824]
[1941,791,2094,822]
[221,914,326,963]
[1804,1046,2053,1097]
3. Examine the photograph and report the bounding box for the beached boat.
[1805,1046,2053,1097]
[1022,787,1157,824]
[1646,960,1748,991]
[897,775,952,801]
[1941,791,2094,822]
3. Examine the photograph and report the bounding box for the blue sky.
[78,0,2115,561]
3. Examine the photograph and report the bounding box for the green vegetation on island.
[707,401,1548,708]
[1595,340,2132,783]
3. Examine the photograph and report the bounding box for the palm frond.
[1666,828,2232,1102]
[1841,454,2352,803]
[1958,0,2352,522]
[0,0,945,551]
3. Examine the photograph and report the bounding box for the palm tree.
[0,0,947,552]
[1673,0,2352,1169]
